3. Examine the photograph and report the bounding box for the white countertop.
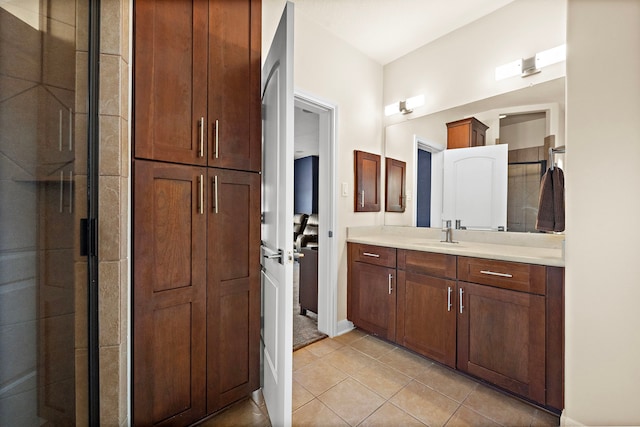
[347,226,565,267]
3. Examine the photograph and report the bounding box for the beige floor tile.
[413,363,478,402]
[292,360,348,396]
[318,378,385,426]
[350,360,412,399]
[360,402,426,426]
[331,328,368,346]
[292,399,349,426]
[198,398,270,427]
[378,347,434,378]
[304,337,344,357]
[391,380,460,427]
[444,405,501,427]
[531,409,560,426]
[321,345,378,376]
[462,385,536,426]
[292,379,315,411]
[349,335,396,359]
[293,347,319,371]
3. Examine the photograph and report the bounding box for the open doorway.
[292,93,336,349]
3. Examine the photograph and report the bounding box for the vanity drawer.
[458,256,546,295]
[398,249,456,279]
[350,243,396,268]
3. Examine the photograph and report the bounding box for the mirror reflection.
[384,77,565,232]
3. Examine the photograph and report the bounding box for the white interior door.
[443,145,508,230]
[261,3,294,426]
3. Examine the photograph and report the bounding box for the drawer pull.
[480,270,513,278]
[362,252,380,258]
[388,274,393,295]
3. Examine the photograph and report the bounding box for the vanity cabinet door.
[349,261,396,341]
[457,281,546,404]
[396,270,457,367]
[385,157,406,212]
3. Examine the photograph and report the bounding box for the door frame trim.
[294,91,338,337]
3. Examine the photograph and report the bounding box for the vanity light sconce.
[384,94,425,117]
[495,44,566,81]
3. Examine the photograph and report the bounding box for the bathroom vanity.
[347,226,564,412]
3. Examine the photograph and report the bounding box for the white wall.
[263,1,384,322]
[564,0,640,425]
[500,116,546,150]
[383,0,566,125]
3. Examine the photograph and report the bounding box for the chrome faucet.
[442,220,453,243]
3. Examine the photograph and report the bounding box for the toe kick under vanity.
[347,226,565,414]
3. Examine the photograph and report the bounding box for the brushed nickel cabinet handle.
[480,270,513,278]
[362,252,380,258]
[212,175,219,214]
[361,190,365,207]
[447,286,452,312]
[459,288,464,314]
[388,274,393,295]
[198,174,204,215]
[59,170,64,213]
[198,117,205,158]
[214,119,219,159]
[69,170,73,213]
[69,108,73,151]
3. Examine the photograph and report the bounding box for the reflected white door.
[443,145,508,230]
[261,3,294,426]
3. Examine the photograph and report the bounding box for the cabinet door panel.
[457,281,545,403]
[134,0,208,165]
[349,262,396,340]
[397,271,456,367]
[354,150,381,212]
[209,0,261,171]
[133,160,206,426]
[207,169,260,412]
[385,157,406,212]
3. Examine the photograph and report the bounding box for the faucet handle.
[455,219,462,230]
[444,219,452,229]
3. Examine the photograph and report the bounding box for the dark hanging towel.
[535,167,565,232]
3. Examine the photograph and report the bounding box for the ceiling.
[292,0,517,65]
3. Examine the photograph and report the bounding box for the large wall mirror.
[384,77,565,232]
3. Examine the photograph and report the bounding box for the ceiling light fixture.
[495,44,566,81]
[384,94,425,116]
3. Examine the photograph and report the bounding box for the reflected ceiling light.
[384,94,425,116]
[495,44,566,80]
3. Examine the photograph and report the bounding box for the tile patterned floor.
[199,330,560,427]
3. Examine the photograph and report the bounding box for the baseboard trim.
[561,413,583,426]
[335,319,355,337]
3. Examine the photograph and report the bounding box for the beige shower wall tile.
[121,118,130,177]
[101,0,123,55]
[76,0,89,52]
[75,52,88,114]
[100,344,123,426]
[99,54,121,116]
[99,261,121,346]
[99,175,121,260]
[120,58,129,119]
[100,115,121,176]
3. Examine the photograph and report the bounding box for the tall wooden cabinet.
[446,117,489,149]
[132,1,261,425]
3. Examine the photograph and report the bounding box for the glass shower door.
[0,2,88,425]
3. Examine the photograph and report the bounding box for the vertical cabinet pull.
[68,170,73,213]
[198,117,205,158]
[459,288,464,314]
[361,190,365,207]
[198,174,204,215]
[214,119,219,159]
[212,175,219,214]
[388,274,393,295]
[447,286,452,312]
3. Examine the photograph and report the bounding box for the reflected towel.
[536,167,565,232]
